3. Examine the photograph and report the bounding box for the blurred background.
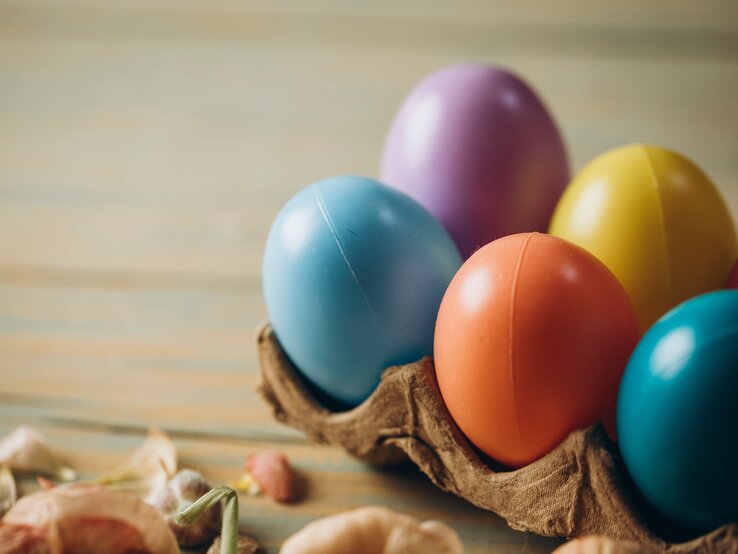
[0,1,736,552]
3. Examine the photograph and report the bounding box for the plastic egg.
[263,176,462,408]
[381,64,570,259]
[617,290,738,531]
[727,260,738,288]
[434,233,640,468]
[550,144,737,330]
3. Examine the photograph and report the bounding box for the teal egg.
[617,290,738,531]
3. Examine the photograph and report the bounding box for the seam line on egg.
[312,186,381,327]
[638,145,672,305]
[508,233,534,448]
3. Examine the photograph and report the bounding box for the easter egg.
[727,259,738,288]
[263,176,462,408]
[434,233,640,468]
[617,291,738,531]
[550,144,737,330]
[380,64,570,259]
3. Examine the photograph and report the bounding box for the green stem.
[174,485,238,554]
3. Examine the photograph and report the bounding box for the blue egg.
[263,176,462,407]
[617,290,738,531]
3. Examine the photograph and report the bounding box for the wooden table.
[0,1,736,552]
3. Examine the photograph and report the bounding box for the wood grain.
[0,1,735,552]
[0,283,306,440]
[0,423,561,553]
[0,1,736,281]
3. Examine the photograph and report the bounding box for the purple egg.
[380,64,570,258]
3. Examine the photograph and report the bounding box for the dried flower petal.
[0,523,49,553]
[35,476,56,491]
[0,426,76,481]
[281,506,463,554]
[208,533,261,554]
[97,427,177,500]
[244,451,294,502]
[230,473,260,496]
[0,465,17,518]
[383,520,463,554]
[1,482,179,553]
[149,469,221,547]
[552,536,656,554]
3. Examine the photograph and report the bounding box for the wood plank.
[0,283,310,440]
[6,0,737,28]
[2,0,737,48]
[0,38,735,280]
[0,422,562,553]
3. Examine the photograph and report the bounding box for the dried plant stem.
[174,485,238,554]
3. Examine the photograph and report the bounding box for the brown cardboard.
[256,324,737,553]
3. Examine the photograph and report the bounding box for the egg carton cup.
[256,323,736,552]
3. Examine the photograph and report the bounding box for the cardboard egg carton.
[256,323,736,552]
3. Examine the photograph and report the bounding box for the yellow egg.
[549,144,737,330]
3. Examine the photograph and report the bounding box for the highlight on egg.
[263,175,462,408]
[550,144,738,330]
[381,63,570,259]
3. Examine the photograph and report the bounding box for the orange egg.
[434,233,640,468]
